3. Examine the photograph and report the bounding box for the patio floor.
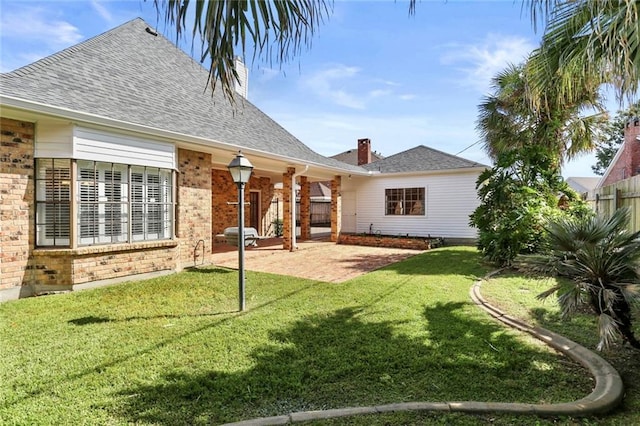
[210,235,424,283]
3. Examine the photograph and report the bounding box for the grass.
[0,247,623,425]
[481,271,640,426]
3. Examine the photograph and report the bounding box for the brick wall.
[211,171,276,248]
[177,148,212,268]
[0,118,35,290]
[212,169,239,237]
[250,175,274,236]
[602,118,640,187]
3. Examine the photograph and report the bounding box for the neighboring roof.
[330,149,384,166]
[597,133,640,188]
[362,145,487,173]
[566,177,600,194]
[0,18,362,173]
[310,181,331,198]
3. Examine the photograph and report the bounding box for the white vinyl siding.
[73,127,176,169]
[34,121,74,158]
[34,125,177,170]
[348,172,481,239]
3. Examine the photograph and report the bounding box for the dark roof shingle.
[0,18,362,172]
[363,145,487,173]
[330,149,384,166]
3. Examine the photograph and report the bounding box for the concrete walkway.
[220,271,624,425]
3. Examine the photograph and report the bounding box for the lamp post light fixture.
[227,151,254,311]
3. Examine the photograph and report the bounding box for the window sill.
[33,240,178,256]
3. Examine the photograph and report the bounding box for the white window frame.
[385,187,425,216]
[35,158,174,247]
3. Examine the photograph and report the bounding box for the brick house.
[0,18,486,301]
[598,117,640,187]
[0,18,364,300]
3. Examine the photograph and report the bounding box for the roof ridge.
[2,18,145,78]
[378,144,480,166]
[414,144,481,165]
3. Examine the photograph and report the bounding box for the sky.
[0,0,626,178]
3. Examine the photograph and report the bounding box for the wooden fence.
[585,174,640,232]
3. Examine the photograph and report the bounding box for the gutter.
[290,165,309,251]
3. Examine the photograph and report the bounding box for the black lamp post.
[227,151,254,311]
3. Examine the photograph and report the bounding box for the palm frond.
[596,312,620,350]
[528,0,640,106]
[154,0,333,103]
[537,284,562,300]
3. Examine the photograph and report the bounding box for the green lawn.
[481,271,640,426]
[0,247,629,425]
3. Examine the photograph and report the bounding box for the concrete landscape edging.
[221,272,624,426]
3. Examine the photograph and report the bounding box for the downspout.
[291,165,309,251]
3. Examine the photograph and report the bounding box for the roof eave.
[1,94,368,176]
[371,166,488,177]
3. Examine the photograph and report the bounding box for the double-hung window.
[131,166,173,241]
[35,159,71,246]
[36,159,174,247]
[385,187,425,216]
[77,160,129,245]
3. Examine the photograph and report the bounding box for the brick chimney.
[602,117,640,186]
[357,138,371,165]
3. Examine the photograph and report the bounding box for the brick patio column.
[300,176,311,240]
[331,176,341,242]
[282,167,295,251]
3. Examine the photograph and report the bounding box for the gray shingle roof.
[330,149,384,166]
[363,145,487,173]
[0,18,363,173]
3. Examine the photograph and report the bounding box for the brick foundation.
[30,241,178,291]
[338,233,442,250]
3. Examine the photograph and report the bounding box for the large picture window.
[385,187,425,216]
[36,159,173,247]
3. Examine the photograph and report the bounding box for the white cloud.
[301,64,405,110]
[302,64,365,109]
[369,89,392,98]
[0,6,83,48]
[440,34,535,93]
[399,94,417,101]
[255,67,281,82]
[90,0,114,24]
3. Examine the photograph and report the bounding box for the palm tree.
[527,0,640,107]
[478,63,603,168]
[524,208,640,350]
[152,0,333,102]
